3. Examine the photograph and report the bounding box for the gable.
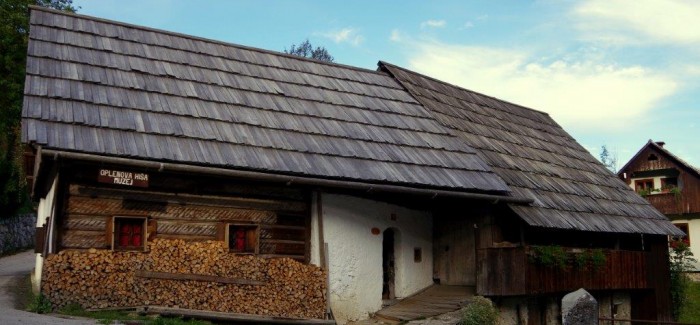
[22,7,510,194]
[619,141,700,181]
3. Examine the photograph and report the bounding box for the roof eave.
[41,149,534,204]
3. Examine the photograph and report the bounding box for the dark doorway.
[383,228,396,300]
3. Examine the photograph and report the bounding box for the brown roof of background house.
[379,62,682,235]
[618,140,700,179]
[22,7,509,193]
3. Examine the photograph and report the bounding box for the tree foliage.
[599,145,617,173]
[669,240,697,321]
[284,39,334,62]
[0,0,77,216]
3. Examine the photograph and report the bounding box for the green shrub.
[530,245,569,270]
[462,296,498,325]
[589,249,606,271]
[27,293,52,314]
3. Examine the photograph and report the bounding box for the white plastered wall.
[310,192,433,324]
[32,174,59,293]
[673,219,700,271]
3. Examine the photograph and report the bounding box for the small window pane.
[114,217,146,250]
[228,225,258,254]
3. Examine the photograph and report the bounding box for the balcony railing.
[644,192,683,215]
[476,246,656,296]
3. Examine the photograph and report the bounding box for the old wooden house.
[618,140,700,272]
[24,7,682,324]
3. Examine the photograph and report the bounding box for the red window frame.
[114,217,146,250]
[228,224,258,254]
[634,179,654,192]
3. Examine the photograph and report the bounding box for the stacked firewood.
[42,239,326,319]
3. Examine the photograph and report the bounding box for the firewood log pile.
[42,239,326,319]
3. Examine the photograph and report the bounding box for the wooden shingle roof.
[380,62,682,235]
[22,7,510,193]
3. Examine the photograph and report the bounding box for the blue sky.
[73,0,700,169]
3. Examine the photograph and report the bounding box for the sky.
[72,0,700,169]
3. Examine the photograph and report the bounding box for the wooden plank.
[260,224,306,230]
[35,226,46,254]
[263,239,306,245]
[134,270,264,285]
[375,285,473,322]
[258,254,305,260]
[143,306,335,324]
[70,184,307,212]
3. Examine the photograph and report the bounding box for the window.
[661,177,679,190]
[113,217,147,250]
[648,154,658,161]
[673,223,690,246]
[228,224,258,254]
[634,179,654,193]
[414,247,422,263]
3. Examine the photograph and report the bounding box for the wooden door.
[433,214,476,285]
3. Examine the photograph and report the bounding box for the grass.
[58,303,211,325]
[679,280,700,323]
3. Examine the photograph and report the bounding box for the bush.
[27,293,52,314]
[462,296,498,325]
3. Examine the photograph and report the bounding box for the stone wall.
[0,213,36,255]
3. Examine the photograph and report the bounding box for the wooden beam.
[134,270,264,285]
[141,306,336,324]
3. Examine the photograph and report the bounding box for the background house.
[24,7,683,324]
[619,140,700,273]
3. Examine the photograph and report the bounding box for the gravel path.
[0,250,96,324]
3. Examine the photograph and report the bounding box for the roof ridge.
[378,61,553,117]
[29,5,390,77]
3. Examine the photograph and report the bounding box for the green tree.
[284,39,334,62]
[669,240,697,320]
[0,0,77,216]
[599,145,617,173]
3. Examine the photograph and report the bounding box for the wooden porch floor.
[374,285,474,323]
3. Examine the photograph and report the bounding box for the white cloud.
[320,28,364,46]
[420,19,446,29]
[574,0,700,46]
[402,40,678,131]
[461,21,474,29]
[389,29,403,42]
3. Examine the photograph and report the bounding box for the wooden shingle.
[380,61,682,235]
[22,7,510,194]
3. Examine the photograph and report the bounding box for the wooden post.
[317,192,326,267]
[324,242,332,320]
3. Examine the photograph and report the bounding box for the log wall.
[57,164,311,261]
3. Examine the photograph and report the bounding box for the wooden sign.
[98,169,149,187]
